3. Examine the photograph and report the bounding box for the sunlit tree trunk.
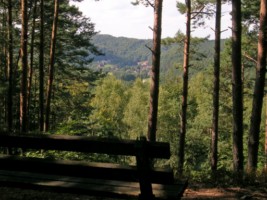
[232,0,244,175]
[248,0,267,173]
[44,0,59,132]
[178,0,191,176]
[20,0,28,133]
[7,0,13,132]
[147,0,163,142]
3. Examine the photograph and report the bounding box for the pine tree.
[44,0,59,132]
[131,0,163,142]
[232,0,244,176]
[248,0,267,174]
[39,0,45,132]
[211,0,221,173]
[20,0,28,133]
[178,0,191,176]
[7,0,13,132]
[147,0,163,142]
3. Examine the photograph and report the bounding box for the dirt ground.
[182,186,267,199]
[0,185,266,200]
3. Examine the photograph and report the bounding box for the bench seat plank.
[0,134,170,158]
[0,170,186,199]
[0,155,174,184]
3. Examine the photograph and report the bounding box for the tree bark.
[147,0,163,142]
[265,95,267,172]
[27,0,37,129]
[7,0,13,132]
[1,2,7,129]
[232,0,244,174]
[247,0,267,173]
[44,0,59,132]
[2,1,7,80]
[39,0,44,132]
[178,0,191,176]
[211,0,221,173]
[20,0,28,133]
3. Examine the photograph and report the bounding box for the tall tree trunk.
[265,95,267,173]
[27,0,37,130]
[232,0,244,175]
[39,0,44,132]
[247,0,267,173]
[178,0,191,176]
[2,2,7,128]
[2,1,7,80]
[44,0,59,132]
[147,0,163,142]
[211,0,221,173]
[7,0,13,132]
[20,0,28,133]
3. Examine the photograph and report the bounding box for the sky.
[74,0,232,40]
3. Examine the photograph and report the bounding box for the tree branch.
[190,5,205,20]
[210,28,228,33]
[146,0,154,8]
[145,44,154,53]
[149,26,154,32]
[243,52,257,64]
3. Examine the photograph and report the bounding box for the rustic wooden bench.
[0,133,187,200]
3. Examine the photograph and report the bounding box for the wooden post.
[135,137,154,200]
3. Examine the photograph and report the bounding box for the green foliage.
[157,77,183,169]
[0,0,105,133]
[25,149,127,164]
[123,78,150,139]
[50,68,104,135]
[90,75,129,138]
[177,0,216,28]
[242,0,260,27]
[131,0,153,7]
[161,32,213,76]
[176,2,187,14]
[54,1,102,69]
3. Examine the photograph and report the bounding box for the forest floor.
[182,184,267,199]
[0,183,267,200]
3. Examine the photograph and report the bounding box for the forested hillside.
[91,34,220,80]
[92,34,151,67]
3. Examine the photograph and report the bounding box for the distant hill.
[92,34,152,67]
[90,34,226,80]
